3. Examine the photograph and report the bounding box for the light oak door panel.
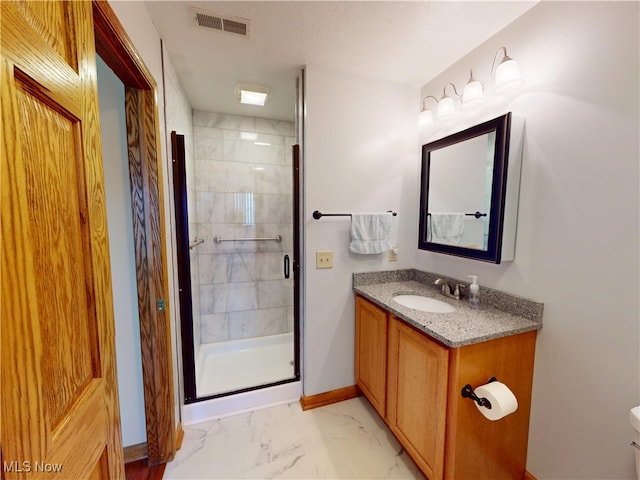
[355,296,388,417]
[387,318,448,479]
[1,1,124,479]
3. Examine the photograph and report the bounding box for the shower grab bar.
[189,237,205,250]
[213,235,282,244]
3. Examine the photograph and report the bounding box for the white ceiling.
[144,1,537,122]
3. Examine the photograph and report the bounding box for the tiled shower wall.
[191,111,295,345]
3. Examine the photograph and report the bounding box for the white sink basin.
[392,295,456,313]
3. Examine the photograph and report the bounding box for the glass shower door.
[172,122,300,402]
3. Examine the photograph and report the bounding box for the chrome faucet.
[435,278,466,300]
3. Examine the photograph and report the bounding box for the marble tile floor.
[164,396,424,479]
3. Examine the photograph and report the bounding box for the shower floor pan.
[196,332,295,398]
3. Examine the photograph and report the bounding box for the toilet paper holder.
[461,376,498,409]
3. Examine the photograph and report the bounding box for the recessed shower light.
[236,83,270,106]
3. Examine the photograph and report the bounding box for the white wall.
[98,56,147,447]
[304,64,420,395]
[417,3,639,478]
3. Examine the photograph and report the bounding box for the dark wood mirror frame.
[418,112,512,263]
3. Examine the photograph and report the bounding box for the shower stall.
[172,109,300,403]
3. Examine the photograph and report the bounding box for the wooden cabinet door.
[355,296,388,417]
[1,1,124,478]
[387,317,448,479]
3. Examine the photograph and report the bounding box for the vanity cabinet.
[355,296,388,417]
[354,294,537,480]
[387,316,449,479]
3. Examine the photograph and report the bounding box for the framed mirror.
[418,112,524,263]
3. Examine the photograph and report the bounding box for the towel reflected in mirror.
[428,213,465,245]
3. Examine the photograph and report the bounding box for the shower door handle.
[284,255,290,279]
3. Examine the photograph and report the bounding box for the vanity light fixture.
[493,47,522,91]
[462,70,484,105]
[437,83,459,118]
[419,95,438,128]
[420,46,522,128]
[236,82,271,106]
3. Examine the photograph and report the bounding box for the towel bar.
[427,211,486,219]
[313,210,397,219]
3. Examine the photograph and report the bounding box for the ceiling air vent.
[191,8,250,38]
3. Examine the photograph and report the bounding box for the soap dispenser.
[468,275,480,309]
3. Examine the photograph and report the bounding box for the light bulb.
[495,57,521,91]
[419,109,434,128]
[437,96,455,118]
[462,80,484,106]
[462,70,484,106]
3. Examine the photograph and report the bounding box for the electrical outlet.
[316,250,334,269]
[389,246,398,262]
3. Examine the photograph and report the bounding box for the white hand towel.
[349,213,392,254]
[430,213,465,244]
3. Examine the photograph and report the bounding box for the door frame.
[92,0,175,465]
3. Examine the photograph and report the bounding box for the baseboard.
[124,422,185,463]
[175,421,185,451]
[299,385,361,411]
[524,471,537,480]
[123,442,148,464]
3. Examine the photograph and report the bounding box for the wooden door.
[387,317,449,479]
[355,296,388,417]
[1,1,125,478]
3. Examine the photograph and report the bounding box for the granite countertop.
[353,270,543,348]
